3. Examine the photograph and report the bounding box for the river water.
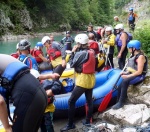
[0,35,70,54]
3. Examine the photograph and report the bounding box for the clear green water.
[0,34,75,54]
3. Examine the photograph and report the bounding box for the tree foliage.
[0,0,115,35]
[133,22,150,57]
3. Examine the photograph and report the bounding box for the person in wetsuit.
[41,36,66,79]
[115,24,129,70]
[60,31,74,51]
[60,34,96,131]
[0,54,48,132]
[18,39,39,70]
[127,8,138,31]
[101,26,116,68]
[112,40,148,109]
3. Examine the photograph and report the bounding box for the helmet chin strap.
[78,46,83,51]
[131,48,136,57]
[28,48,30,53]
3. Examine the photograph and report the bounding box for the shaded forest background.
[1,0,150,57]
[0,0,132,35]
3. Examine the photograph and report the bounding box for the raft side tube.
[54,69,122,110]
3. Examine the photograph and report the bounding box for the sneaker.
[82,119,91,126]
[60,124,76,132]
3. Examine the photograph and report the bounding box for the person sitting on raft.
[18,39,39,70]
[31,42,49,64]
[41,36,66,79]
[112,40,148,109]
[30,42,52,72]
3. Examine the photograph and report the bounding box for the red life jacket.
[89,41,99,55]
[47,47,61,60]
[97,28,101,35]
[82,50,95,74]
[11,53,19,59]
[31,48,43,63]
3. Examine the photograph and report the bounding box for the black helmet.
[18,39,31,50]
[66,31,70,34]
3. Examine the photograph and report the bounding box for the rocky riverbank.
[0,32,66,41]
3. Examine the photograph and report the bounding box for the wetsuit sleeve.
[60,37,66,44]
[61,45,66,60]
[69,51,88,68]
[93,31,97,39]
[71,37,74,43]
[52,42,62,51]
[51,81,63,95]
[52,42,65,59]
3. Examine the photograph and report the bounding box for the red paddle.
[97,55,132,114]
[98,74,122,113]
[98,90,113,112]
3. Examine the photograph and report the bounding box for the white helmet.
[16,43,19,50]
[41,36,50,45]
[105,27,113,32]
[75,34,89,44]
[115,24,124,30]
[114,16,119,19]
[30,69,40,78]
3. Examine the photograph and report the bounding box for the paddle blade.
[98,90,113,112]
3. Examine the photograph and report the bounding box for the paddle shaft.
[112,59,130,90]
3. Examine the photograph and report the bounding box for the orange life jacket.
[82,50,95,74]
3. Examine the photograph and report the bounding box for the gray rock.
[19,8,33,30]
[102,104,150,126]
[0,10,14,29]
[127,72,150,106]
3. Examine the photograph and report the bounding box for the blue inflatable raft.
[54,69,122,111]
[5,69,122,119]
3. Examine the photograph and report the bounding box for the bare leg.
[0,95,12,132]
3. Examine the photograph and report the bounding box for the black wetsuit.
[12,73,47,132]
[0,54,47,132]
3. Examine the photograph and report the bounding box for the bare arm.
[118,32,128,57]
[38,73,60,80]
[46,90,53,96]
[122,55,146,79]
[0,95,12,132]
[38,54,49,62]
